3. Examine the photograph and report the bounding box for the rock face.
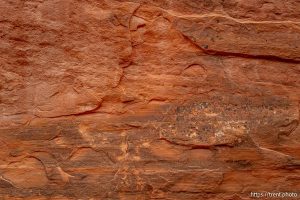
[0,0,300,199]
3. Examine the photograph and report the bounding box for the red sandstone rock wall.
[0,0,300,199]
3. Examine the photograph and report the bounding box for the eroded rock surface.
[0,0,299,199]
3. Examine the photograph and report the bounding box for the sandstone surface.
[0,0,300,199]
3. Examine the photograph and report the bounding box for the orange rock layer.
[0,0,299,199]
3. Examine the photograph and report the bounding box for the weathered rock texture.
[0,0,300,199]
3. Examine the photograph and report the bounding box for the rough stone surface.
[0,0,300,199]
